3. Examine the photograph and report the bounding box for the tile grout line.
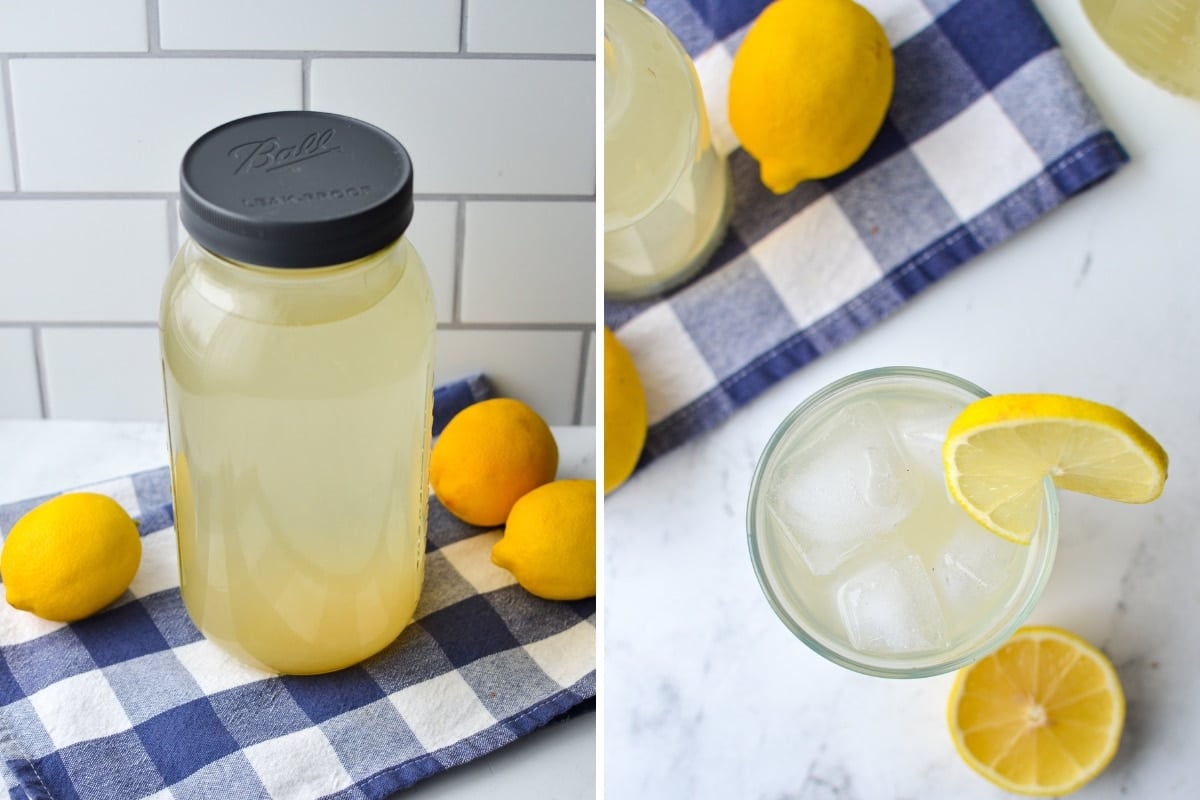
[0,50,594,62]
[459,0,469,53]
[301,57,311,109]
[145,0,162,53]
[421,193,595,203]
[30,326,50,419]
[1,58,22,191]
[0,191,595,202]
[0,322,160,329]
[0,191,179,201]
[451,199,467,323]
[572,329,592,426]
[166,197,179,262]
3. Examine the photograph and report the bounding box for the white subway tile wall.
[310,59,594,195]
[434,329,585,424]
[0,329,40,418]
[466,0,596,54]
[10,59,303,192]
[0,200,170,322]
[0,1,596,425]
[39,328,165,420]
[157,1,461,53]
[460,201,595,324]
[0,1,148,53]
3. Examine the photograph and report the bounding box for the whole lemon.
[728,0,894,194]
[492,479,596,600]
[604,327,647,494]
[431,398,559,527]
[2,492,141,622]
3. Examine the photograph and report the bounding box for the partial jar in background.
[604,0,732,300]
[160,111,436,675]
[1082,0,1200,98]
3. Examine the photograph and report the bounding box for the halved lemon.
[943,394,1167,544]
[948,626,1125,796]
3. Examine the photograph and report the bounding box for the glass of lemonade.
[1082,0,1200,99]
[746,367,1059,678]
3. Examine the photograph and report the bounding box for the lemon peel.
[430,398,559,528]
[492,479,596,600]
[728,0,894,194]
[2,492,141,622]
[603,327,647,494]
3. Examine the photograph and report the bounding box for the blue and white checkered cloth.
[0,376,595,800]
[605,0,1129,466]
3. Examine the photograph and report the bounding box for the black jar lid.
[179,111,414,268]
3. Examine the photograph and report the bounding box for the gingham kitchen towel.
[0,377,595,800]
[605,0,1129,465]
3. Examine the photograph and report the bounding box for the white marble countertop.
[605,2,1200,798]
[0,422,596,800]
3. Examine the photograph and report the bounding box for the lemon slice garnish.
[943,394,1167,544]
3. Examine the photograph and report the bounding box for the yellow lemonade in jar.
[161,112,436,674]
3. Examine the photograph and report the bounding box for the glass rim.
[745,366,1060,679]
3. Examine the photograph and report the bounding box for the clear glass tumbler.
[1083,0,1200,98]
[746,367,1058,678]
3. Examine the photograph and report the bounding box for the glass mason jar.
[604,0,732,299]
[160,111,436,675]
[746,367,1058,678]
